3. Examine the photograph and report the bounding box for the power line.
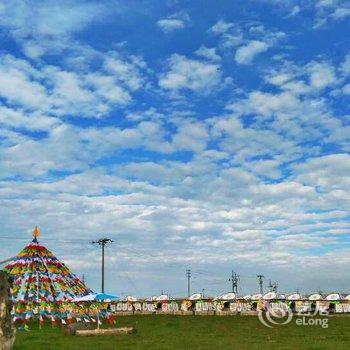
[91,238,113,293]
[0,236,95,242]
[0,257,15,265]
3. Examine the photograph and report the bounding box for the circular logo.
[258,304,293,328]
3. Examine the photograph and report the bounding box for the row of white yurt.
[123,292,348,303]
[212,292,347,301]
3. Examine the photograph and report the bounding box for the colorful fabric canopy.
[3,226,91,305]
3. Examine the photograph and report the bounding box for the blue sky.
[0,0,350,298]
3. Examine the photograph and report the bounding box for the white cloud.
[307,61,336,89]
[157,18,185,32]
[265,58,342,97]
[341,54,350,76]
[0,55,49,109]
[343,83,350,94]
[209,20,234,35]
[314,0,350,27]
[288,5,301,16]
[231,91,300,116]
[157,11,190,32]
[159,54,222,93]
[1,131,350,293]
[195,46,221,61]
[172,122,209,152]
[103,56,145,91]
[332,6,350,19]
[0,106,60,131]
[235,40,269,64]
[0,0,109,60]
[0,52,146,118]
[244,159,282,179]
[0,0,104,38]
[0,118,180,179]
[293,154,350,192]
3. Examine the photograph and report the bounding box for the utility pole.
[82,274,85,284]
[229,270,240,294]
[268,279,272,291]
[268,279,278,293]
[257,274,264,295]
[92,238,113,293]
[186,269,191,297]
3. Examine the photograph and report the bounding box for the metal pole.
[188,273,190,297]
[186,269,191,297]
[230,270,234,293]
[102,243,105,293]
[92,238,113,293]
[229,271,239,294]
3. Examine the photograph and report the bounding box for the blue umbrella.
[72,293,118,302]
[72,293,118,329]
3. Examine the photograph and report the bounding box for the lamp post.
[92,238,113,293]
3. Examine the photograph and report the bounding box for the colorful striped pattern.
[3,238,91,304]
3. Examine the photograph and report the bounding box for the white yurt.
[263,291,277,300]
[125,295,138,302]
[221,292,236,301]
[326,293,340,301]
[309,293,322,301]
[287,294,301,300]
[156,294,168,301]
[189,293,202,301]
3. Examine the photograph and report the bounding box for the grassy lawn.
[14,315,350,350]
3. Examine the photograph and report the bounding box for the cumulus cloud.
[0,0,104,38]
[157,11,190,32]
[0,52,146,119]
[159,54,222,93]
[307,61,336,89]
[209,20,234,35]
[293,154,350,192]
[341,54,350,75]
[172,122,209,152]
[0,0,110,60]
[0,106,60,131]
[314,0,350,27]
[288,5,301,17]
[195,46,221,61]
[235,40,270,64]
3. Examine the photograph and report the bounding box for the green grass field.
[14,315,350,350]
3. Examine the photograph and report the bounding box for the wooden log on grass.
[66,322,95,335]
[76,327,134,336]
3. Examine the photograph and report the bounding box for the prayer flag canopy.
[3,226,91,304]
